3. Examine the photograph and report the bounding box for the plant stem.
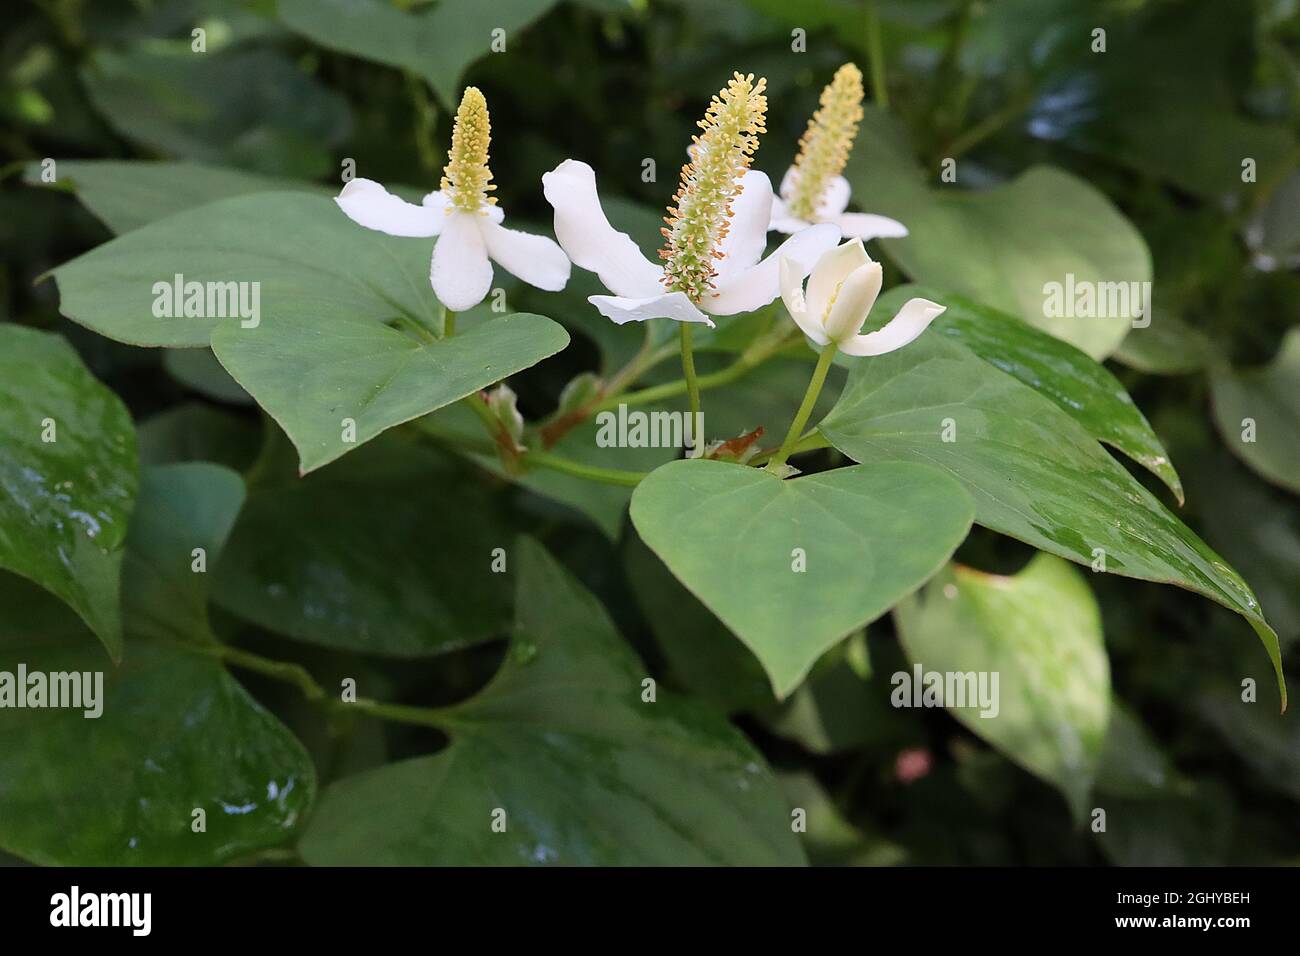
[204,642,466,731]
[414,421,648,487]
[940,90,1034,161]
[749,430,831,466]
[767,342,837,475]
[443,308,456,337]
[394,314,437,345]
[866,0,889,110]
[602,323,802,413]
[679,323,702,453]
[523,448,648,487]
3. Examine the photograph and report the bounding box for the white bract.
[334,87,569,313]
[543,159,837,327]
[780,239,944,356]
[769,166,908,241]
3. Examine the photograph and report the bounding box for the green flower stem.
[767,342,838,475]
[205,644,325,700]
[680,323,702,452]
[394,314,437,344]
[749,430,831,466]
[203,642,466,731]
[462,390,502,437]
[413,421,648,488]
[443,308,456,337]
[866,0,889,110]
[601,321,801,413]
[523,448,648,487]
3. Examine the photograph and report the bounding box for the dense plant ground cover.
[0,0,1296,866]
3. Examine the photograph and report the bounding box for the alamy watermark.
[891,664,1000,718]
[0,664,103,718]
[1042,273,1151,328]
[152,273,261,328]
[595,403,705,457]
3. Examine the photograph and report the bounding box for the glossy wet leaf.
[213,440,512,656]
[81,44,351,178]
[278,0,559,107]
[1210,329,1300,494]
[895,556,1110,819]
[630,459,974,697]
[213,307,568,473]
[846,107,1150,359]
[902,285,1182,499]
[0,326,138,659]
[51,192,440,348]
[24,159,322,235]
[0,464,314,866]
[818,333,1286,706]
[300,537,801,865]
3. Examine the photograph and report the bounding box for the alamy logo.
[595,403,705,457]
[50,886,151,936]
[1042,273,1151,328]
[0,664,103,718]
[152,273,261,328]
[891,664,1000,718]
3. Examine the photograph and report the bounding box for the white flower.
[769,167,908,241]
[780,239,943,356]
[769,63,906,242]
[334,87,569,313]
[543,159,838,327]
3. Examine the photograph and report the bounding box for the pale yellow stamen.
[441,87,497,214]
[787,63,863,221]
[659,72,768,302]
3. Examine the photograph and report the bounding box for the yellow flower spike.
[659,72,768,303]
[786,63,863,222]
[441,86,497,214]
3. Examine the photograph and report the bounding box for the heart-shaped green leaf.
[819,333,1287,707]
[847,107,1150,359]
[25,159,323,235]
[299,537,801,865]
[1211,329,1300,495]
[51,192,439,348]
[0,326,138,660]
[895,555,1111,820]
[0,463,315,866]
[900,285,1182,500]
[213,307,569,473]
[629,459,975,697]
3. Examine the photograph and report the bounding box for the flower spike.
[786,64,863,221]
[767,63,907,242]
[660,72,768,303]
[441,86,497,214]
